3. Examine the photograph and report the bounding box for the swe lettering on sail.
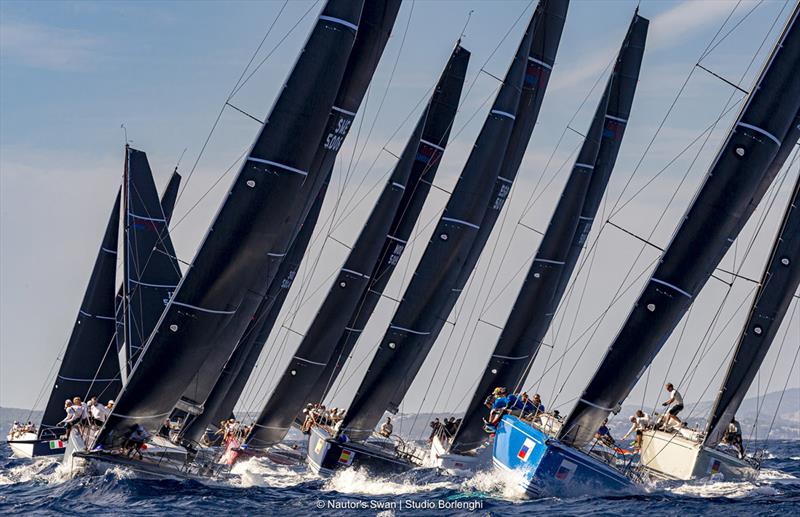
[324,116,353,151]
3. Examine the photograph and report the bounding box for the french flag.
[517,438,535,462]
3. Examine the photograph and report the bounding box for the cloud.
[551,0,744,91]
[0,19,102,70]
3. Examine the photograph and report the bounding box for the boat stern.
[494,415,637,497]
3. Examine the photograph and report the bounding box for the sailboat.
[435,5,645,474]
[178,0,403,448]
[7,151,181,459]
[63,0,366,478]
[233,43,469,465]
[306,7,538,476]
[639,164,800,481]
[492,2,800,497]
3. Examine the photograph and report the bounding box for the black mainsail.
[246,112,430,447]
[704,168,800,447]
[559,5,800,448]
[304,44,470,407]
[451,12,647,454]
[177,0,399,412]
[98,0,365,441]
[181,180,329,442]
[39,191,121,439]
[121,147,182,379]
[341,21,533,441]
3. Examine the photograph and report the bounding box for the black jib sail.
[247,110,433,448]
[177,0,399,412]
[98,0,365,442]
[451,11,647,454]
[159,169,182,226]
[181,179,329,442]
[341,21,534,441]
[121,147,182,378]
[704,168,800,447]
[39,191,121,440]
[304,44,470,408]
[559,5,800,448]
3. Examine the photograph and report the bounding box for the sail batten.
[559,5,800,448]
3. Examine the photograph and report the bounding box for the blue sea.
[1,440,798,516]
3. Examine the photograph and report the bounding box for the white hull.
[640,429,756,481]
[427,435,492,475]
[7,432,36,458]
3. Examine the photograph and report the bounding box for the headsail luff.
[704,168,800,447]
[159,169,182,226]
[181,178,329,442]
[246,112,430,448]
[178,0,399,410]
[114,168,181,380]
[39,191,121,439]
[559,5,800,449]
[341,22,533,442]
[121,148,182,379]
[98,0,364,441]
[450,12,647,454]
[303,44,470,408]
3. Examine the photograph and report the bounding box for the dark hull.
[306,426,413,476]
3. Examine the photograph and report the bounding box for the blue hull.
[493,415,639,497]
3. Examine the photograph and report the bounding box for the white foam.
[322,467,455,495]
[228,456,314,489]
[668,479,778,498]
[461,466,529,501]
[0,457,73,485]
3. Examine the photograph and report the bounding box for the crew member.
[379,417,393,438]
[621,410,652,449]
[661,383,684,428]
[722,417,745,459]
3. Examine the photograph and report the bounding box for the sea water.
[1,440,797,515]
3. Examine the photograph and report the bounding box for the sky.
[1,0,798,438]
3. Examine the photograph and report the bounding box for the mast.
[451,11,647,454]
[341,19,533,441]
[559,5,800,448]
[304,44,470,408]
[704,168,800,447]
[177,0,400,412]
[39,190,122,439]
[97,0,365,442]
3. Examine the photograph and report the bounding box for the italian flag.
[49,440,65,449]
